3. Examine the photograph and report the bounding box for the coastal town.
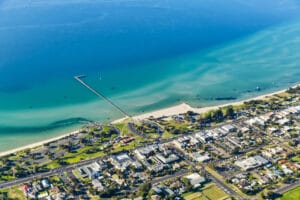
[1,85,300,200]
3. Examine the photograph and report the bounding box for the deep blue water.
[1,0,300,151]
[1,0,299,94]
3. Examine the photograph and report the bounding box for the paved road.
[171,146,246,200]
[129,169,190,193]
[0,136,244,200]
[205,170,246,200]
[0,116,251,191]
[209,142,230,158]
[128,122,149,139]
[0,111,282,192]
[275,178,300,194]
[0,155,107,189]
[150,170,190,185]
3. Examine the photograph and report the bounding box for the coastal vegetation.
[0,88,295,185]
[0,85,300,199]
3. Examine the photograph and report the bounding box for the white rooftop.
[185,173,206,187]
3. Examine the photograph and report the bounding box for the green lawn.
[205,166,247,199]
[101,125,112,132]
[202,185,229,200]
[115,122,131,136]
[112,141,139,153]
[183,191,203,200]
[62,146,105,164]
[0,175,15,181]
[44,161,60,169]
[49,175,62,184]
[162,131,176,139]
[64,151,104,164]
[291,156,300,163]
[182,184,229,200]
[72,169,89,183]
[0,186,26,200]
[281,186,300,200]
[45,133,142,168]
[168,120,189,130]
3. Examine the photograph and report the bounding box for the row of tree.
[203,106,235,122]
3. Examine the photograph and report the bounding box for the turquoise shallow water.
[1,0,300,151]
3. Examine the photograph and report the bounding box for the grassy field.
[0,186,26,200]
[291,156,300,163]
[281,186,300,200]
[183,191,203,200]
[115,122,130,136]
[205,166,248,199]
[182,184,229,200]
[202,185,229,200]
[162,131,176,139]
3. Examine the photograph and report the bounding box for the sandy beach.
[128,85,297,121]
[0,84,298,158]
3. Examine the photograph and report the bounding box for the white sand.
[131,103,193,120]
[1,84,298,157]
[125,86,295,121]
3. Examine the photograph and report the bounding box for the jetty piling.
[74,75,130,118]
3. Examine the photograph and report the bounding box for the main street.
[171,146,246,200]
[0,130,244,200]
[0,113,255,196]
[0,155,108,189]
[0,106,297,200]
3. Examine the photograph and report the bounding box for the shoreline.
[123,85,296,121]
[0,83,298,158]
[0,130,79,158]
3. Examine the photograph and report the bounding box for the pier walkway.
[74,75,130,118]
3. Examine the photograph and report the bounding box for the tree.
[57,158,68,166]
[187,111,195,116]
[237,132,243,137]
[182,177,193,191]
[224,106,235,119]
[137,182,152,197]
[1,157,9,167]
[230,147,240,155]
[24,149,31,156]
[200,144,208,151]
[283,176,292,184]
[204,111,212,121]
[171,128,181,135]
[32,165,38,174]
[212,109,224,122]
[261,190,280,199]
[148,189,156,197]
[208,163,215,169]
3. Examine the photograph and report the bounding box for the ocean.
[1,0,300,151]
